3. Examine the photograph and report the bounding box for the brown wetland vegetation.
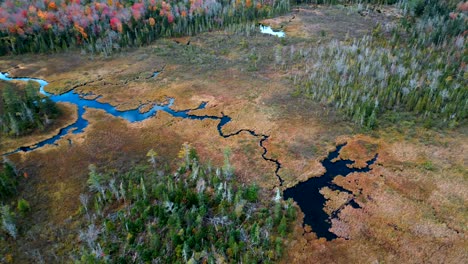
[0,2,466,263]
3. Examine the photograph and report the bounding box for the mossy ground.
[0,4,466,263]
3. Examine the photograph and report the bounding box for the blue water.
[283,144,377,240]
[259,25,285,38]
[0,72,284,186]
[151,71,160,78]
[0,72,211,154]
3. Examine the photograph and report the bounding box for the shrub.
[17,199,30,215]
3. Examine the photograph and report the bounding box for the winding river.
[2,71,378,240]
[0,72,284,185]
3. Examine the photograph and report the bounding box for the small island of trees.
[0,81,60,137]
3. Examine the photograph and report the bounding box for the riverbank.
[0,4,466,263]
[0,102,77,155]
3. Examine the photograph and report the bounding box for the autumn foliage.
[0,0,290,55]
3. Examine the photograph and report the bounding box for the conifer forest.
[0,0,466,263]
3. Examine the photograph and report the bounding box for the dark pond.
[283,144,377,240]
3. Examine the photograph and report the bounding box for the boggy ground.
[0,4,466,263]
[0,81,78,154]
[0,102,77,154]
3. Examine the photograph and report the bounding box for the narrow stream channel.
[283,144,377,240]
[0,72,284,185]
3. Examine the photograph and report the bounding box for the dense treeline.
[294,0,398,4]
[0,0,290,55]
[0,162,16,201]
[0,81,60,136]
[0,160,20,240]
[282,0,467,128]
[77,144,295,263]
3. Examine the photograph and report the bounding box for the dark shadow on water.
[283,144,377,240]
